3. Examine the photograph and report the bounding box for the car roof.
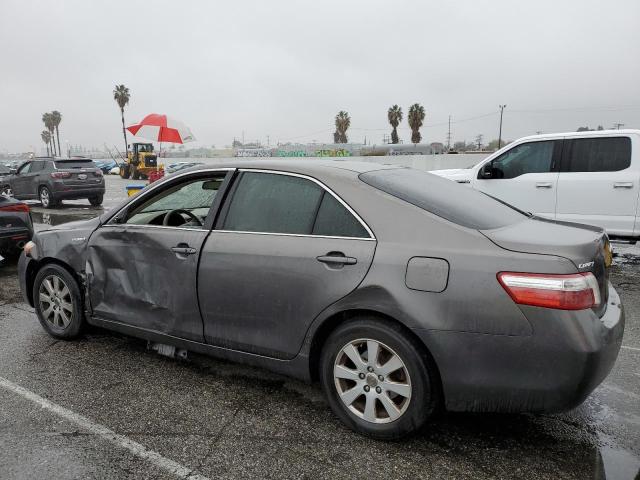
[186,159,399,178]
[515,128,640,142]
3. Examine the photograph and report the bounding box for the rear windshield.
[359,168,527,230]
[54,160,96,169]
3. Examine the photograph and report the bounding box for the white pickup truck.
[431,130,640,240]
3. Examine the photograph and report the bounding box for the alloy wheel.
[333,338,412,424]
[38,275,74,329]
[0,185,12,197]
[40,188,50,207]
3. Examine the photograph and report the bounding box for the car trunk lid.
[481,216,611,317]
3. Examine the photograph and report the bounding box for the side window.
[123,175,225,228]
[223,172,323,234]
[312,192,369,238]
[17,162,32,174]
[30,161,44,173]
[562,137,631,172]
[483,141,555,179]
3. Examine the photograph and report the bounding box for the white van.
[431,130,640,240]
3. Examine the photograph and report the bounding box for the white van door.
[555,135,638,237]
[470,140,561,217]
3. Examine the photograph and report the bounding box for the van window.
[483,141,555,179]
[562,137,631,172]
[360,168,527,230]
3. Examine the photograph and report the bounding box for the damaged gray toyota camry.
[18,160,624,440]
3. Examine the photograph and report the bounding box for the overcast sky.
[1,0,639,153]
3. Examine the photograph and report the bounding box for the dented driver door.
[85,171,231,342]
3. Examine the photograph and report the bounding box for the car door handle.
[535,182,553,188]
[613,182,634,189]
[316,254,357,265]
[171,246,197,255]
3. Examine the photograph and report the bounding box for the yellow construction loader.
[119,143,159,180]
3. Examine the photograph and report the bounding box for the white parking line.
[622,345,640,352]
[0,376,210,480]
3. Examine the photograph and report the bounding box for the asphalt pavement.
[0,175,639,479]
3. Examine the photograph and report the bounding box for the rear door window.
[223,172,323,235]
[30,161,45,173]
[561,137,631,172]
[483,141,556,179]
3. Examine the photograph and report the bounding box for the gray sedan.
[18,160,624,439]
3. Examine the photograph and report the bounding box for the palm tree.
[387,105,403,144]
[51,110,62,156]
[42,113,57,156]
[41,130,52,156]
[334,111,351,144]
[113,84,131,154]
[408,103,426,144]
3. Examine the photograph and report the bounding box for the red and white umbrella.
[127,113,196,144]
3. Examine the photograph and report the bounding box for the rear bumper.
[415,282,624,412]
[50,183,105,199]
[0,227,32,252]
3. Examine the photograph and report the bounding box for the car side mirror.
[9,168,17,175]
[479,163,493,179]
[112,209,128,224]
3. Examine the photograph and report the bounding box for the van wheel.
[33,264,84,339]
[39,186,56,209]
[89,195,103,206]
[320,317,438,440]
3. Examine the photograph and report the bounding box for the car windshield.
[54,160,96,169]
[359,168,527,230]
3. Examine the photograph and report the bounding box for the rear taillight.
[51,171,71,179]
[94,169,103,177]
[497,272,601,310]
[0,203,30,213]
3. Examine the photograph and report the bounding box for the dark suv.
[0,158,105,208]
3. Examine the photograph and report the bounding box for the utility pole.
[613,123,625,130]
[267,135,270,146]
[475,134,484,151]
[498,105,506,149]
[446,115,452,151]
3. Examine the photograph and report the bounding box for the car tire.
[320,317,438,440]
[89,195,103,206]
[119,164,130,179]
[0,184,12,196]
[39,186,56,209]
[33,263,84,339]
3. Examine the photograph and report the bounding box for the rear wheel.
[33,264,84,339]
[320,317,437,440]
[89,195,103,206]
[39,186,56,209]
[119,164,130,179]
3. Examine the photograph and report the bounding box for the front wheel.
[320,317,438,440]
[119,164,130,179]
[0,184,12,196]
[33,264,84,339]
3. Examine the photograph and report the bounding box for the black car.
[0,194,33,257]
[1,157,105,208]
